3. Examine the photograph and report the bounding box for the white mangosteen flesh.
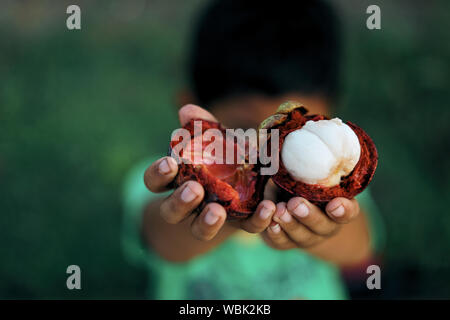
[281,118,361,187]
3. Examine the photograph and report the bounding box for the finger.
[286,197,339,236]
[262,203,296,250]
[325,197,360,224]
[240,200,276,233]
[262,223,296,250]
[159,181,204,224]
[179,104,218,126]
[144,157,178,193]
[191,202,227,241]
[273,202,323,248]
[261,230,292,250]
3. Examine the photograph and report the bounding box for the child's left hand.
[261,196,360,250]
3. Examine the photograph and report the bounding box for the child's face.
[208,93,330,129]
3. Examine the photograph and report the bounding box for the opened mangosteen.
[169,119,268,219]
[259,101,378,207]
[169,101,378,218]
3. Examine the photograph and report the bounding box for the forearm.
[305,211,372,267]
[141,198,238,262]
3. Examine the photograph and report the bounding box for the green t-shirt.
[121,158,385,300]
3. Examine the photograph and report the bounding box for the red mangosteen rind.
[262,102,378,207]
[168,119,268,219]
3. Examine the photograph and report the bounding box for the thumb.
[179,104,218,126]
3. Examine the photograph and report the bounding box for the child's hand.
[261,197,360,250]
[144,104,276,241]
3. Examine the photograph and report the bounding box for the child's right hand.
[143,104,276,241]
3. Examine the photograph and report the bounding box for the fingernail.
[270,224,281,234]
[158,159,171,174]
[259,206,273,220]
[330,205,345,217]
[204,210,219,225]
[280,211,292,223]
[180,185,197,203]
[275,203,287,218]
[293,203,309,218]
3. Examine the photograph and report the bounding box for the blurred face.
[208,93,331,129]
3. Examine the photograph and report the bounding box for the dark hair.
[189,0,341,107]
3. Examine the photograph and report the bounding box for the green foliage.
[0,18,181,298]
[338,0,450,298]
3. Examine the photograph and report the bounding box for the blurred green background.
[1,0,449,299]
